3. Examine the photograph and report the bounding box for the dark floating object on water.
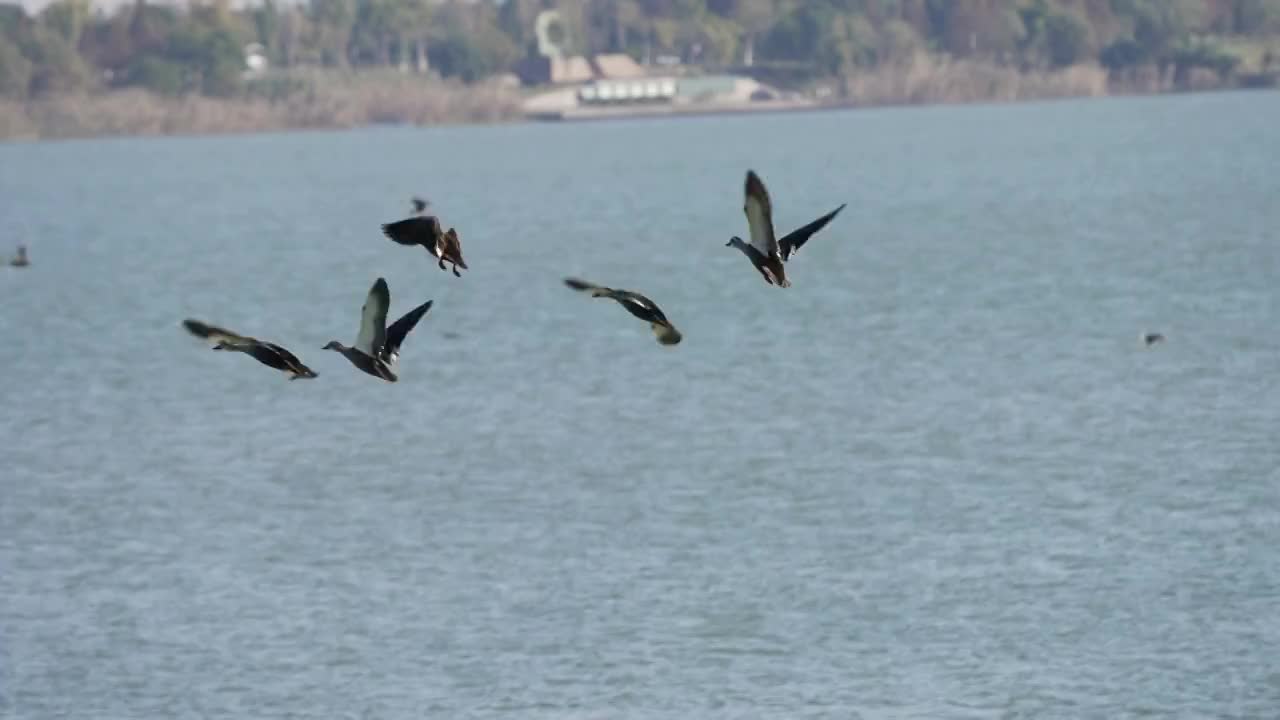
[10,245,29,268]
[182,319,317,380]
[382,214,469,277]
[726,169,845,288]
[564,277,682,346]
[323,277,432,383]
[1144,333,1165,346]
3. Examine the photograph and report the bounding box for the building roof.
[590,54,645,80]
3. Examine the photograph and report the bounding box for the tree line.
[1,0,1277,100]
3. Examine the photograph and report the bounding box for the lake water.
[2,91,1278,719]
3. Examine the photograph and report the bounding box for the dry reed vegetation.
[0,71,522,141]
[839,54,1109,107]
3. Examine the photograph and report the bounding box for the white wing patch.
[621,295,651,312]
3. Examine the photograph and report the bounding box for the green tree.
[940,1,1024,59]
[1233,0,1280,34]
[1099,37,1145,71]
[0,33,33,97]
[40,0,90,49]
[309,0,354,67]
[879,18,923,65]
[728,0,776,65]
[427,23,518,81]
[25,26,92,94]
[1043,8,1090,67]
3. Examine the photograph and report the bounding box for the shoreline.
[1,82,1274,145]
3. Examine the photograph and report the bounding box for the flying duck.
[726,170,845,288]
[381,215,469,277]
[323,277,432,382]
[182,319,317,380]
[10,245,29,267]
[1143,332,1165,346]
[411,196,430,215]
[564,277,682,345]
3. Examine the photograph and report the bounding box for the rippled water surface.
[2,91,1279,719]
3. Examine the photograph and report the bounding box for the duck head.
[322,341,343,351]
[726,236,746,249]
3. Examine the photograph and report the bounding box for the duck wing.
[779,203,846,261]
[356,277,390,356]
[260,342,308,370]
[611,290,670,326]
[380,299,432,366]
[382,216,444,249]
[744,170,779,258]
[565,277,608,294]
[182,318,256,346]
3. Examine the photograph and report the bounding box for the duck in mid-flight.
[323,277,433,382]
[182,319,317,380]
[726,170,845,288]
[381,214,468,277]
[564,277,682,346]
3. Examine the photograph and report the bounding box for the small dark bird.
[381,215,468,277]
[1144,333,1165,346]
[411,196,430,215]
[323,277,432,382]
[564,277,682,345]
[182,319,317,380]
[10,245,29,268]
[726,169,845,288]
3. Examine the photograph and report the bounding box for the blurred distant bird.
[323,277,432,382]
[725,170,845,288]
[381,214,468,277]
[411,196,430,215]
[564,277,682,346]
[182,319,317,380]
[1143,333,1165,346]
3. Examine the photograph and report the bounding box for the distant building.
[516,52,647,86]
[515,8,649,87]
[576,75,755,107]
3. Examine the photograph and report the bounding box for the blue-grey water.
[2,91,1278,719]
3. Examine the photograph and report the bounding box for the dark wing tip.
[182,318,210,337]
[744,170,771,208]
[384,298,433,351]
